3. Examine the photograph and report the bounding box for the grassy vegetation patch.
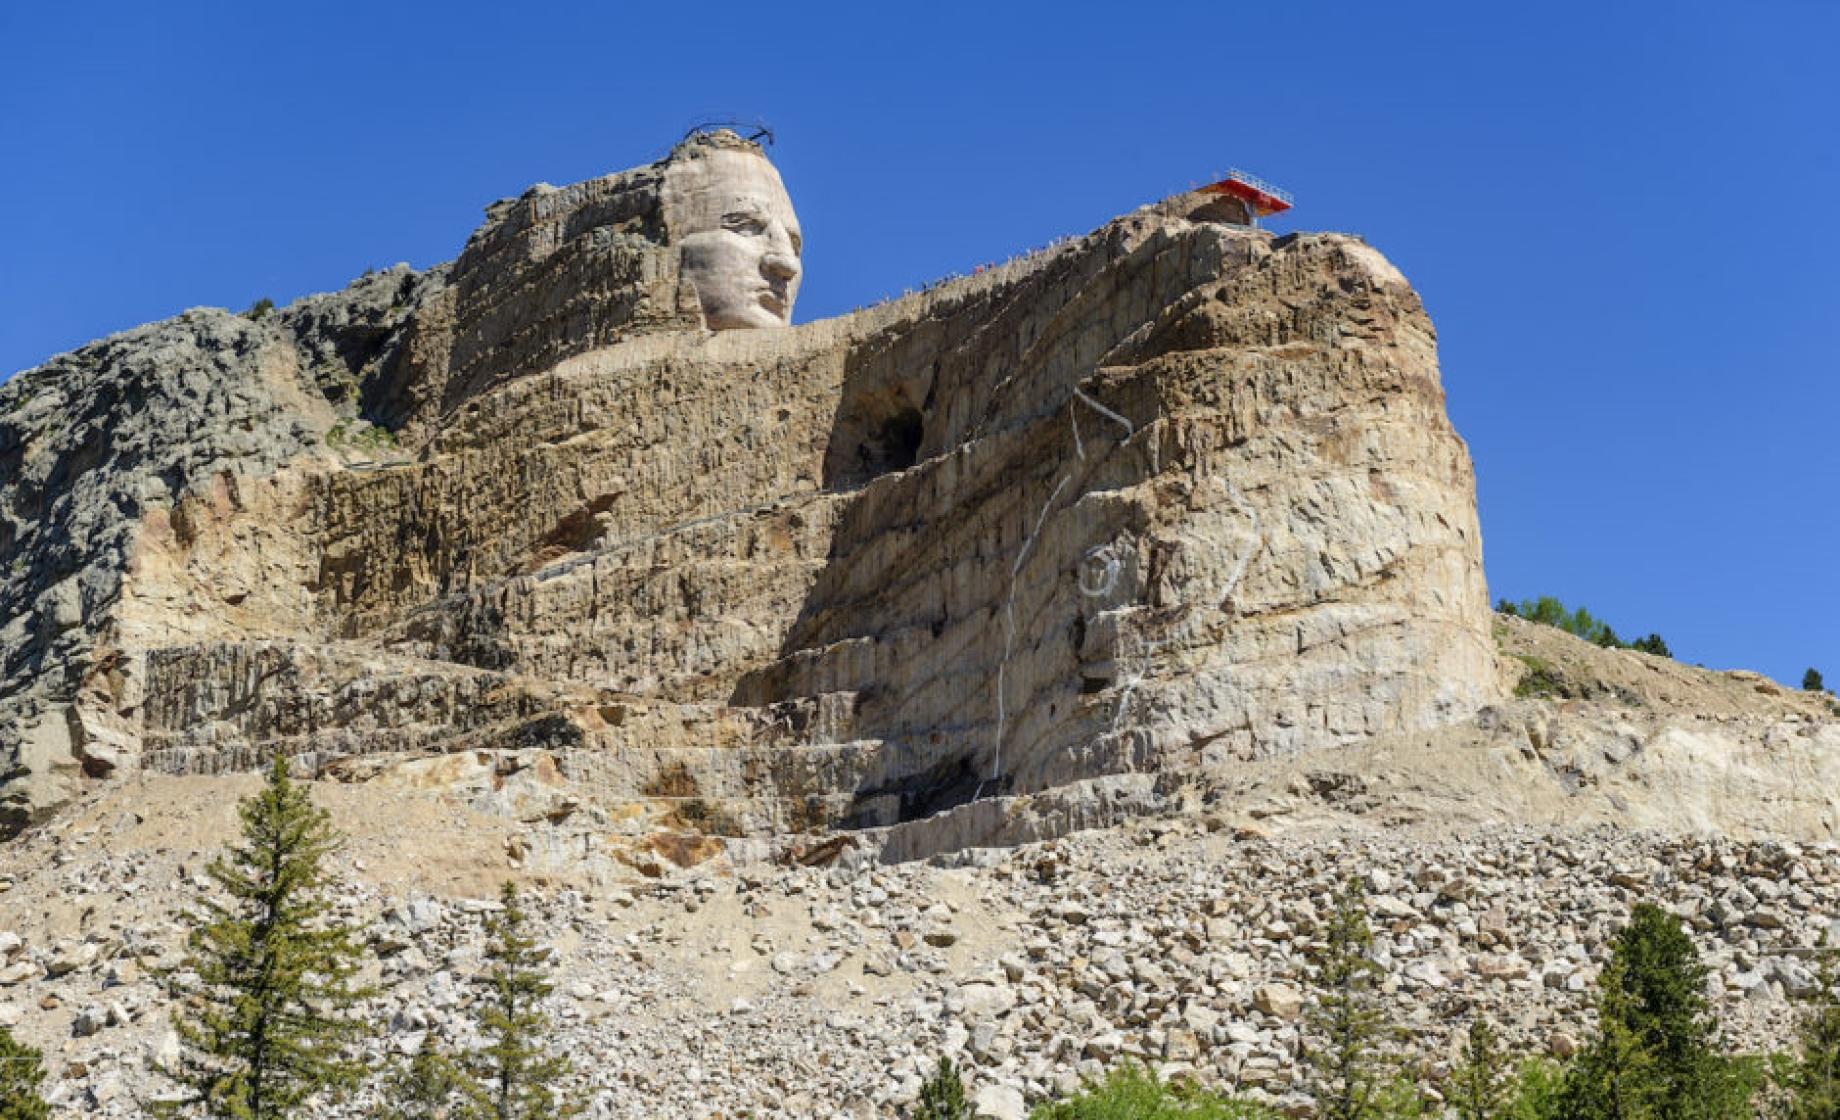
[1030,1064,1275,1119]
[1512,654,1571,700]
[326,419,400,454]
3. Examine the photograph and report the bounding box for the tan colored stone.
[1253,982,1303,1019]
[2,140,1514,846]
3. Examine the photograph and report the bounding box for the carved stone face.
[664,147,803,330]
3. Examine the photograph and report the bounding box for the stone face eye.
[723,212,767,235]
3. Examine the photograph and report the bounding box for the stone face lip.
[0,140,1497,848]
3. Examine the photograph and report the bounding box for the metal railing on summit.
[1221,167,1295,207]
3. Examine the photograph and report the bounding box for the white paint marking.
[1010,474,1070,579]
[1106,471,1264,740]
[985,472,1074,798]
[981,382,1266,799]
[1073,388,1133,437]
[1078,542,1121,598]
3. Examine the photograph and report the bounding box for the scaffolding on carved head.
[681,117,776,147]
[1201,169,1295,228]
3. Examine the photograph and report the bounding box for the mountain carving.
[1,136,1494,851]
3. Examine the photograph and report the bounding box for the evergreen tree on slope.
[157,756,369,1119]
[1559,902,1757,1120]
[1304,879,1409,1120]
[1449,1019,1511,1120]
[1782,938,1840,1120]
[461,882,576,1120]
[913,1055,970,1120]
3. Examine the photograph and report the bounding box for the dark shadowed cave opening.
[854,406,924,479]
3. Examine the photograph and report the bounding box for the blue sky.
[2,1,1833,685]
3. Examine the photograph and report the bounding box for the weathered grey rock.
[45,940,99,978]
[0,307,344,831]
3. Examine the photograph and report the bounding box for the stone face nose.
[761,250,799,284]
[761,223,800,283]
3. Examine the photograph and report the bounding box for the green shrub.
[1806,668,1826,693]
[1627,634,1672,658]
[0,1026,50,1120]
[1505,1059,1565,1120]
[1368,1076,1430,1118]
[325,420,399,453]
[242,298,276,321]
[1028,1063,1274,1119]
[915,1056,970,1120]
[1511,656,1569,700]
[374,1040,464,1120]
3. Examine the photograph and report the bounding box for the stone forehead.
[475,133,785,248]
[663,142,786,189]
[660,145,797,231]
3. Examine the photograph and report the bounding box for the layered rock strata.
[0,137,1494,844]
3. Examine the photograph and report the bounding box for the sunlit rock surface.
[0,136,1494,849]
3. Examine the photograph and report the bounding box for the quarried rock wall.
[0,153,1496,849]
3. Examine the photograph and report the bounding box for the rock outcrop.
[1,134,1495,845]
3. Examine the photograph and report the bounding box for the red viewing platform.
[1202,169,1295,218]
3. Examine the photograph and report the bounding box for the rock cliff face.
[0,138,1495,846]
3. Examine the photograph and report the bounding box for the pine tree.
[1782,940,1840,1120]
[1559,903,1756,1119]
[1807,668,1827,693]
[1559,958,1664,1120]
[0,1027,50,1120]
[376,1041,464,1120]
[157,755,370,1119]
[1629,634,1672,658]
[913,1055,970,1120]
[1449,1019,1512,1120]
[460,882,575,1120]
[1517,597,1567,629]
[1304,879,1401,1120]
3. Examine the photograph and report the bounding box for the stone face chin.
[0,142,1503,851]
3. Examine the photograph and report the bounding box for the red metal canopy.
[1202,169,1295,217]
